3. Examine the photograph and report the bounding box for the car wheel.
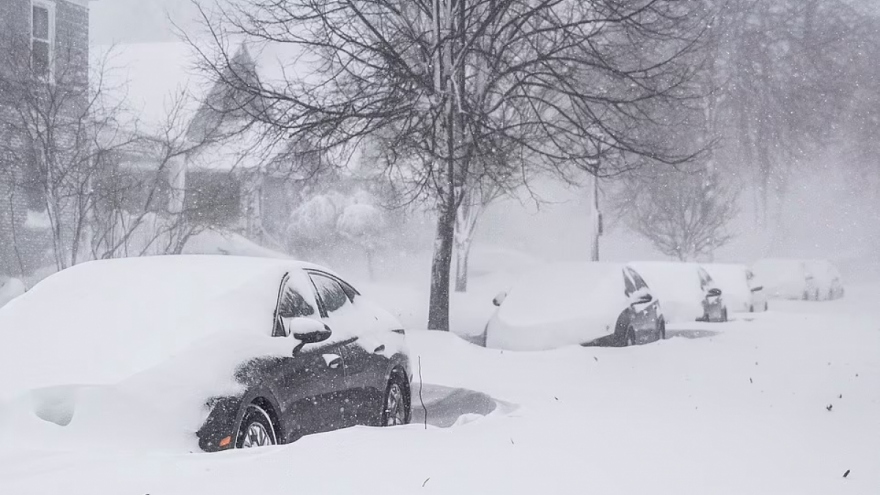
[236,404,277,449]
[657,320,666,341]
[382,373,409,426]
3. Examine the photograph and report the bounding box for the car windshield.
[0,1,876,493]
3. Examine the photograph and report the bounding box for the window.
[698,268,712,290]
[31,3,53,79]
[309,274,350,314]
[277,287,314,319]
[629,270,649,290]
[273,280,316,337]
[623,269,636,297]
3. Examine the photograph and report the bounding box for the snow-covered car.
[751,258,842,301]
[630,262,728,323]
[703,264,768,313]
[804,260,845,300]
[0,256,411,452]
[484,262,665,351]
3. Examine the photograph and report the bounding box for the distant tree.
[286,193,341,258]
[697,0,865,225]
[618,163,738,261]
[337,200,387,281]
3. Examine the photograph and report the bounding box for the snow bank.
[2,288,878,494]
[0,277,24,309]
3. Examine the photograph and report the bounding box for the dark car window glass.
[629,270,649,290]
[698,268,712,289]
[310,274,350,313]
[623,270,636,296]
[278,286,315,318]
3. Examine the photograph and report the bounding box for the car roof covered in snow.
[0,255,338,398]
[499,262,628,326]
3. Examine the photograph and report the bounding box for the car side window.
[278,286,315,318]
[698,268,711,289]
[310,274,350,314]
[273,275,316,337]
[623,269,636,296]
[630,271,649,290]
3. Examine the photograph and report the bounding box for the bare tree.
[0,39,138,272]
[699,0,865,226]
[192,0,708,330]
[617,162,738,261]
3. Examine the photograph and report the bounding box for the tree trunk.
[427,94,457,331]
[428,194,455,331]
[454,238,471,293]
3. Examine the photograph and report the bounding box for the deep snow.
[0,281,877,494]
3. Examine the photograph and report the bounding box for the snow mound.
[0,256,322,399]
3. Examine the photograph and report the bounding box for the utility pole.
[590,172,602,261]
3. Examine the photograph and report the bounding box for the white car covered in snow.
[703,264,768,313]
[804,260,845,300]
[630,262,728,323]
[0,256,411,452]
[484,262,665,351]
[752,258,844,301]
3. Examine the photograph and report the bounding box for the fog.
[90,0,880,286]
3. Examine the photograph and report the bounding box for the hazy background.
[90,0,880,282]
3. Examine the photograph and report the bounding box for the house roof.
[97,39,311,172]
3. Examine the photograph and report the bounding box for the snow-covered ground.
[0,282,877,494]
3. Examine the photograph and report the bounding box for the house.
[0,0,93,276]
[101,41,318,253]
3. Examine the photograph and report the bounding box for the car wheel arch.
[237,388,283,444]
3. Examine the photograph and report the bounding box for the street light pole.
[590,172,601,261]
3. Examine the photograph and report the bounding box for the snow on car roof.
[0,255,333,398]
[629,261,706,307]
[499,262,627,327]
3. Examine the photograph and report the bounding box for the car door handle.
[322,354,342,369]
[373,344,386,354]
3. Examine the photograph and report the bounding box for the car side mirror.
[707,288,722,297]
[751,286,764,292]
[492,291,508,307]
[289,318,332,355]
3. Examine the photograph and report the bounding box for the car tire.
[657,320,666,341]
[382,372,410,427]
[236,404,277,449]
